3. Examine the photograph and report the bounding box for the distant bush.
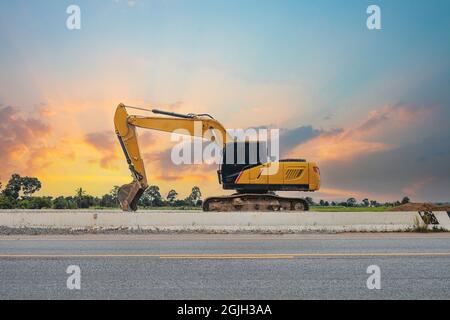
[53,196,69,209]
[0,195,15,209]
[18,197,53,209]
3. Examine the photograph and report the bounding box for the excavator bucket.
[118,181,145,211]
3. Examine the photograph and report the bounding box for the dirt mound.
[389,203,450,212]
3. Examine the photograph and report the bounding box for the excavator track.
[203,193,309,212]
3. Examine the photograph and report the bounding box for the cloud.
[288,104,449,202]
[290,104,434,163]
[138,131,155,146]
[142,139,218,184]
[244,124,334,158]
[401,177,435,197]
[319,133,450,202]
[37,103,56,117]
[343,103,433,140]
[83,129,157,170]
[84,130,120,169]
[0,106,52,179]
[279,125,330,157]
[27,145,76,174]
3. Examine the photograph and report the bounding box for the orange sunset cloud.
[288,104,434,163]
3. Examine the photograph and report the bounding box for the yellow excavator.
[114,103,320,212]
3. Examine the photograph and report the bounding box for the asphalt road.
[0,233,449,299]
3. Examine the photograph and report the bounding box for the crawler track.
[203,193,309,212]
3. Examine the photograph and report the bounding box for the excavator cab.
[219,141,267,186]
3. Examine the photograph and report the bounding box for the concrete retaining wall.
[0,210,449,232]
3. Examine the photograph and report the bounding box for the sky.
[0,0,449,202]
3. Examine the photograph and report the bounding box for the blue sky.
[2,0,449,111]
[0,0,449,201]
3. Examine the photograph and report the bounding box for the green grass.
[139,206,201,210]
[310,206,391,212]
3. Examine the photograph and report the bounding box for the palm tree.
[75,187,86,198]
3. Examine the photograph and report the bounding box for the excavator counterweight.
[114,103,320,212]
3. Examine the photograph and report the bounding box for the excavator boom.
[114,103,230,211]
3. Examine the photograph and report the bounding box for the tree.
[188,186,202,206]
[3,174,22,200]
[167,189,178,204]
[346,197,357,207]
[53,196,69,209]
[110,186,119,198]
[305,197,315,206]
[0,194,14,209]
[362,198,370,207]
[64,196,78,209]
[75,187,86,208]
[401,196,410,204]
[174,199,189,207]
[319,199,325,206]
[2,174,42,200]
[97,186,121,208]
[26,197,52,209]
[79,195,95,208]
[75,187,86,199]
[370,200,379,207]
[141,185,163,207]
[73,188,96,208]
[149,185,163,206]
[99,194,115,207]
[21,177,41,196]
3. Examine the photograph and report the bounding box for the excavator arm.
[114,103,230,211]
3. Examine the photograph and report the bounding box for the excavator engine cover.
[118,181,145,211]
